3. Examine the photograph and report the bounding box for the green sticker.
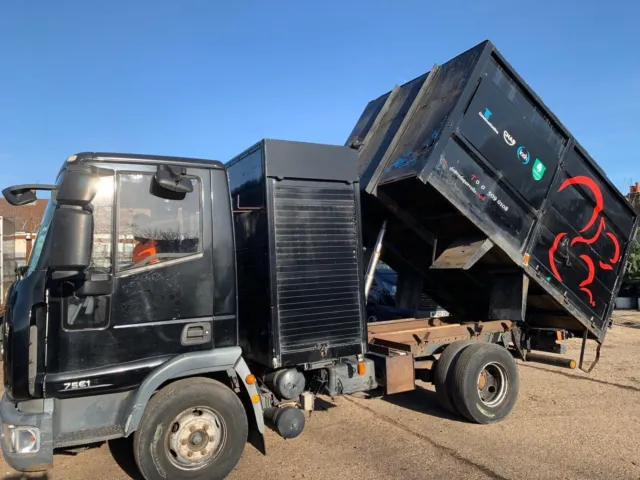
[532,158,546,181]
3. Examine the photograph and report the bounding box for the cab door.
[45,163,214,396]
[109,167,214,361]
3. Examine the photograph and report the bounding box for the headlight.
[6,426,40,453]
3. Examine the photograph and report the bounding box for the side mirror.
[2,184,56,206]
[151,165,193,200]
[47,167,110,273]
[55,170,97,206]
[49,207,92,271]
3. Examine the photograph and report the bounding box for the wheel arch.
[121,347,265,440]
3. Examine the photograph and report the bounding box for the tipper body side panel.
[349,40,639,342]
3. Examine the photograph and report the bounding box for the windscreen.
[25,198,55,276]
[25,172,64,276]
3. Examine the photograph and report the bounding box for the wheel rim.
[166,406,226,470]
[476,362,508,407]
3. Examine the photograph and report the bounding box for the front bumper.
[0,393,53,472]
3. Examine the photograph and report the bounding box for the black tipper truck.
[0,40,637,479]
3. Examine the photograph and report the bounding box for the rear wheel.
[450,342,519,424]
[134,377,248,480]
[433,340,475,413]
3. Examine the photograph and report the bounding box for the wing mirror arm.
[2,184,57,206]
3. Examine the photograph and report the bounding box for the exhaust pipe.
[525,351,576,369]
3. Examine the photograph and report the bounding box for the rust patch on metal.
[478,370,487,390]
[368,317,443,333]
[414,359,434,370]
[384,354,415,395]
[368,318,512,357]
[369,337,412,353]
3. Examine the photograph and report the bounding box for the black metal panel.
[480,57,568,159]
[227,140,366,368]
[227,146,272,366]
[430,139,536,252]
[263,139,359,183]
[344,91,392,147]
[348,39,639,341]
[457,78,563,211]
[527,144,638,330]
[2,271,47,401]
[355,75,428,190]
[211,168,238,346]
[272,179,364,365]
[375,42,487,185]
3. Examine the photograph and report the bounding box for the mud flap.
[233,357,266,455]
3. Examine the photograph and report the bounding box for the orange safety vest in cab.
[133,239,158,265]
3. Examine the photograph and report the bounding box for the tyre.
[451,342,519,424]
[134,377,248,480]
[433,340,475,413]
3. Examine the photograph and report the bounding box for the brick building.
[1,198,48,304]
[629,182,640,215]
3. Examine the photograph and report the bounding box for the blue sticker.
[517,146,530,165]
[384,151,417,173]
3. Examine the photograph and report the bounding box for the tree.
[621,241,640,295]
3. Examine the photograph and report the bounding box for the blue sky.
[1,0,638,192]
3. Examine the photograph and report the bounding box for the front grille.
[274,180,363,354]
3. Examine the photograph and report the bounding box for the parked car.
[366,263,448,322]
[366,265,402,322]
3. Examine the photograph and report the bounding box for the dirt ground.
[2,311,640,480]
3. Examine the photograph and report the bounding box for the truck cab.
[1,152,264,479]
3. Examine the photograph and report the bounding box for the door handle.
[181,322,212,346]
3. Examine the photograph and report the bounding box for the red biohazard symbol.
[547,175,620,308]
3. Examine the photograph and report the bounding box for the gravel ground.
[2,311,640,480]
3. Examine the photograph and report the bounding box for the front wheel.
[450,342,519,424]
[134,377,248,480]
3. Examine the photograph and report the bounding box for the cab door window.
[116,173,202,273]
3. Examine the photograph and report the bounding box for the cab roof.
[69,152,225,170]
